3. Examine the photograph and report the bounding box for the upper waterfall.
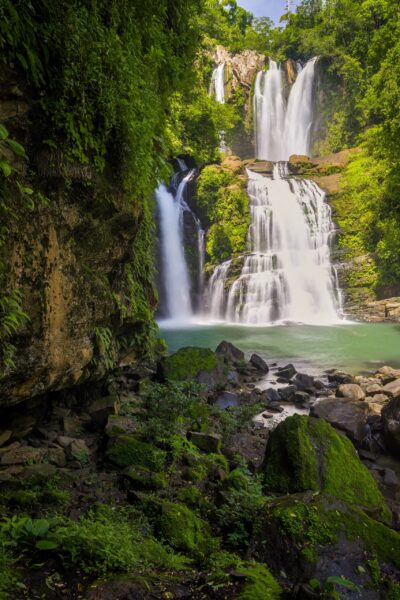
[254,58,317,161]
[210,64,225,104]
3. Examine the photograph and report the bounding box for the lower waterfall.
[206,164,342,325]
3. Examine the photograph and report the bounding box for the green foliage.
[310,575,359,599]
[196,165,250,265]
[162,346,219,381]
[0,546,17,600]
[106,435,166,470]
[237,563,281,600]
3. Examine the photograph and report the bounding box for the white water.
[210,64,225,104]
[156,168,196,322]
[254,58,317,161]
[207,165,341,325]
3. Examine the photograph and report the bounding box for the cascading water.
[210,64,225,104]
[156,166,197,322]
[206,57,342,325]
[254,58,317,161]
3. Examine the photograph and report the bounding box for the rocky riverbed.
[0,341,399,599]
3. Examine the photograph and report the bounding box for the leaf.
[325,575,358,590]
[6,139,26,157]
[36,539,58,550]
[309,578,320,590]
[0,157,12,177]
[0,124,8,140]
[30,519,50,537]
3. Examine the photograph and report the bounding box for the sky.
[237,0,299,24]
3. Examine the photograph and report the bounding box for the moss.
[162,347,218,381]
[123,466,168,491]
[176,485,202,507]
[157,501,219,556]
[264,415,389,520]
[106,435,166,471]
[237,563,281,600]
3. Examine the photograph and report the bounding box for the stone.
[215,391,240,410]
[0,441,20,455]
[277,364,296,380]
[294,391,310,404]
[18,463,58,481]
[10,415,36,439]
[262,413,273,419]
[263,415,389,519]
[89,395,120,427]
[187,431,221,453]
[1,446,45,466]
[261,388,281,403]
[56,435,75,448]
[122,466,167,491]
[311,398,369,444]
[250,354,269,373]
[382,378,400,398]
[327,371,353,385]
[215,340,245,364]
[365,383,384,396]
[0,431,12,447]
[69,439,90,464]
[382,397,400,457]
[337,383,366,401]
[278,385,297,401]
[383,468,399,489]
[268,403,284,413]
[62,415,82,436]
[293,372,315,392]
[47,446,67,467]
[105,415,139,438]
[226,370,239,385]
[106,436,166,470]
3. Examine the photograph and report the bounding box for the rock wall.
[0,67,157,406]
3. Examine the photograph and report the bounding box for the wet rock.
[311,398,369,445]
[267,403,284,413]
[382,397,400,457]
[278,385,297,402]
[215,340,245,364]
[1,446,45,465]
[337,383,366,401]
[277,364,296,380]
[188,431,221,453]
[327,371,353,385]
[215,391,240,410]
[250,354,269,373]
[227,370,240,385]
[261,388,281,404]
[293,372,315,393]
[89,395,120,427]
[294,391,310,404]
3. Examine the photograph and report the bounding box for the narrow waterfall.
[254,58,317,161]
[207,166,341,325]
[156,167,196,321]
[210,64,225,104]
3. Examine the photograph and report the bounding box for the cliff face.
[0,68,157,406]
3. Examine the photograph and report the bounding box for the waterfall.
[210,64,225,104]
[254,58,317,161]
[156,167,196,322]
[207,165,341,325]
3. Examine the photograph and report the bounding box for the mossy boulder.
[250,492,400,597]
[122,466,167,490]
[263,415,389,521]
[106,435,166,470]
[237,563,281,600]
[156,501,218,555]
[160,347,225,389]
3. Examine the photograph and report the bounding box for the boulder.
[62,415,82,436]
[382,378,400,398]
[277,364,297,381]
[365,383,384,396]
[1,446,45,466]
[0,431,12,447]
[122,466,167,491]
[249,354,269,373]
[106,435,166,470]
[278,385,297,401]
[293,372,315,393]
[187,431,222,453]
[263,415,389,520]
[261,388,281,404]
[89,395,120,427]
[327,371,354,385]
[311,398,369,444]
[160,347,224,390]
[69,439,90,464]
[215,391,240,410]
[382,397,400,457]
[215,340,245,364]
[105,415,139,438]
[337,383,366,401]
[47,446,67,467]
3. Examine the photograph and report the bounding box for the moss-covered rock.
[161,346,225,389]
[122,466,167,490]
[106,435,166,470]
[237,563,281,600]
[251,492,400,596]
[156,501,218,555]
[263,415,389,520]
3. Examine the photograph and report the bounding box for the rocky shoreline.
[0,341,399,598]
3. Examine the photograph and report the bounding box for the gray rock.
[47,447,67,467]
[187,431,221,453]
[215,391,240,410]
[89,395,120,427]
[311,398,369,444]
[278,385,297,401]
[262,388,281,404]
[327,371,353,385]
[337,383,366,401]
[56,435,75,448]
[294,372,315,392]
[215,341,245,364]
[18,463,58,481]
[277,364,296,380]
[250,354,269,373]
[62,416,82,437]
[294,391,310,404]
[105,415,139,438]
[227,370,240,385]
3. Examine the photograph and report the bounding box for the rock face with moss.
[263,415,390,520]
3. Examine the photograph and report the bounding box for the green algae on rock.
[263,415,390,520]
